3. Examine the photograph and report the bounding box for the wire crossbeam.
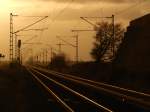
[22,28,48,32]
[80,15,115,62]
[9,13,48,62]
[56,36,76,48]
[13,16,48,34]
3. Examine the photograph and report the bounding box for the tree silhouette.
[91,22,124,62]
[0,53,5,59]
[49,53,68,71]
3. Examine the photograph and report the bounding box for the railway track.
[26,66,113,112]
[26,65,150,112]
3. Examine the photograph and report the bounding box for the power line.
[45,0,74,44]
[17,16,48,18]
[56,36,76,48]
[22,28,48,31]
[24,35,38,43]
[14,16,48,34]
[56,42,65,53]
[51,0,74,22]
[115,0,147,16]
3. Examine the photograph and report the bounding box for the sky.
[0,0,150,62]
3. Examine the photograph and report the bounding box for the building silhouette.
[115,13,150,74]
[112,14,150,91]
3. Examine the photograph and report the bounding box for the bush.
[48,53,68,71]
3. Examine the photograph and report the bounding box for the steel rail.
[30,66,150,109]
[30,67,113,112]
[32,66,150,98]
[26,67,74,112]
[49,70,150,98]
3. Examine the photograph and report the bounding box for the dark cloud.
[14,0,139,4]
[66,0,137,3]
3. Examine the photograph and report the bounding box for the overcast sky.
[0,0,150,61]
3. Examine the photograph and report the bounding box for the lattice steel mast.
[10,13,18,61]
[10,13,13,61]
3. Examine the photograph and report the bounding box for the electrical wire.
[51,0,74,22]
[16,15,48,18]
[24,35,38,43]
[46,0,74,45]
[115,0,147,16]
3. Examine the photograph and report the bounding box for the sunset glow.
[0,0,149,61]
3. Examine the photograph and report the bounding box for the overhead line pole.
[45,44,59,62]
[41,48,48,65]
[71,28,99,63]
[14,34,37,60]
[14,34,18,60]
[112,15,115,59]
[49,46,59,62]
[56,43,65,54]
[10,13,13,61]
[45,44,59,53]
[45,49,48,64]
[42,50,45,64]
[10,13,18,62]
[80,15,115,61]
[21,42,42,63]
[10,13,48,63]
[71,31,80,63]
[56,36,76,47]
[50,47,53,62]
[75,35,79,63]
[16,27,48,62]
[56,35,79,63]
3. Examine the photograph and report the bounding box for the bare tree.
[91,22,125,62]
